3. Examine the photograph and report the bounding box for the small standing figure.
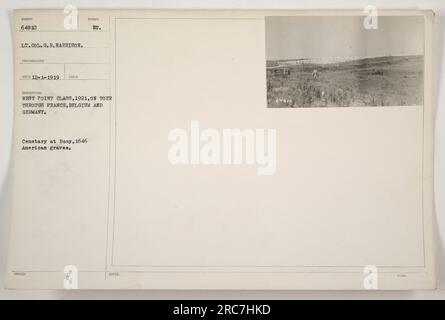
[312,69,319,80]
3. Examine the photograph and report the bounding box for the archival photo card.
[7,9,435,290]
[265,16,424,108]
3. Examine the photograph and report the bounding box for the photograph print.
[265,16,424,108]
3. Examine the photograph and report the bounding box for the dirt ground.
[266,55,424,108]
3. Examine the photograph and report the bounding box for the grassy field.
[266,55,423,108]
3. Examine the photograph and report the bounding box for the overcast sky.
[266,16,424,60]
